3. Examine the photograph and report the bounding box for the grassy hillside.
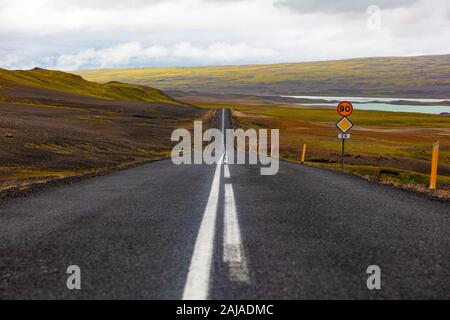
[0,68,209,193]
[77,55,450,99]
[0,67,179,104]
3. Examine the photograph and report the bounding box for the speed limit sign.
[337,101,354,117]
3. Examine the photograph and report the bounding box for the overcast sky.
[0,0,449,70]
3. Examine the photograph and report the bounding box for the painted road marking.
[222,108,248,283]
[183,108,226,300]
[222,108,225,145]
[224,164,231,178]
[182,153,223,300]
[183,108,249,299]
[223,183,250,283]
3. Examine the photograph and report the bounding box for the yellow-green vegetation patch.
[0,166,87,192]
[136,148,171,158]
[12,168,77,179]
[229,105,450,128]
[24,143,73,155]
[78,115,112,123]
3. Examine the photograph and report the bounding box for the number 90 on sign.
[337,101,354,117]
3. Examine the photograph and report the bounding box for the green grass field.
[213,102,450,197]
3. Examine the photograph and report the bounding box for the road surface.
[0,109,449,299]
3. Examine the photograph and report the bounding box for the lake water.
[283,95,450,115]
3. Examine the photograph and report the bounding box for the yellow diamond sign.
[336,117,353,134]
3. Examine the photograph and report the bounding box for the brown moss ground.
[0,81,210,192]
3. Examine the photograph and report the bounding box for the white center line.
[224,164,230,178]
[183,108,249,299]
[183,109,226,300]
[223,182,250,283]
[221,108,248,283]
[182,154,223,300]
[223,110,227,167]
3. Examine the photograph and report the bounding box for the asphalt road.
[0,109,449,299]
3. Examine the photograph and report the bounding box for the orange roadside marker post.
[301,144,307,164]
[429,142,440,193]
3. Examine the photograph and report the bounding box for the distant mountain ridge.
[76,54,450,99]
[0,67,180,104]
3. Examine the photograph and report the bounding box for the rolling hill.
[0,67,179,104]
[76,55,450,99]
[0,68,208,193]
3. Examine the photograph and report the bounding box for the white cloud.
[55,42,279,70]
[275,0,419,13]
[0,0,449,70]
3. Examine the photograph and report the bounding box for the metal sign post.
[336,102,354,171]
